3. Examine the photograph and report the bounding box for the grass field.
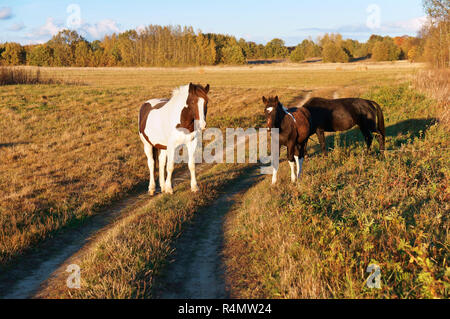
[224,83,449,299]
[0,62,448,299]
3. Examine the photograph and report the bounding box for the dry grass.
[0,67,67,86]
[223,84,449,299]
[45,164,250,299]
[0,63,429,280]
[413,69,449,129]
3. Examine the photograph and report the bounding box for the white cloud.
[387,16,427,33]
[80,19,121,39]
[296,16,428,40]
[0,7,12,20]
[136,25,146,34]
[26,17,64,38]
[8,22,25,32]
[20,17,122,44]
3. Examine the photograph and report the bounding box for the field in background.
[0,62,448,298]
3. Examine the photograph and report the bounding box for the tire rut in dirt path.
[155,167,263,299]
[0,165,211,299]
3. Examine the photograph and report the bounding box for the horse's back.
[305,97,376,115]
[304,97,379,132]
[139,98,170,147]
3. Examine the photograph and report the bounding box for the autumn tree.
[1,42,26,65]
[74,41,93,67]
[322,42,350,62]
[265,38,289,58]
[290,45,305,62]
[242,41,260,60]
[372,37,402,61]
[290,39,321,62]
[319,34,350,63]
[47,30,87,66]
[28,45,52,66]
[222,39,246,64]
[422,0,449,68]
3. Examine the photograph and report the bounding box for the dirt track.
[155,168,262,299]
[0,162,264,299]
[0,165,210,299]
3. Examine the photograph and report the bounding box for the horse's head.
[187,83,210,131]
[262,96,281,130]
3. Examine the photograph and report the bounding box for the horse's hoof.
[149,189,156,196]
[165,187,174,195]
[191,185,199,193]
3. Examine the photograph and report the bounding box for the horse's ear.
[205,84,210,94]
[262,96,268,105]
[189,83,195,93]
[275,96,279,102]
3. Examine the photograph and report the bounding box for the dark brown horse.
[303,97,386,155]
[263,96,311,184]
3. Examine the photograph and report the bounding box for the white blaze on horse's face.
[266,106,275,129]
[197,97,207,131]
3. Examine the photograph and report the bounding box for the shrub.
[0,67,58,85]
[221,45,246,65]
[322,42,350,63]
[372,38,402,61]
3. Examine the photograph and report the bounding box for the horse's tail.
[372,101,385,137]
[371,101,386,151]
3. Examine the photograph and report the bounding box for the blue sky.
[0,0,427,45]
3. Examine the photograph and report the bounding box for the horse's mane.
[170,84,209,103]
[171,85,190,99]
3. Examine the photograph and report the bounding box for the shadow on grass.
[247,59,284,65]
[309,118,437,154]
[0,142,31,149]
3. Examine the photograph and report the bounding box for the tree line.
[0,1,447,68]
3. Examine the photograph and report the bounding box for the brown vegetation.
[0,67,59,85]
[413,69,450,128]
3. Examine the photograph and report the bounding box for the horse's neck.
[163,94,188,125]
[276,105,288,128]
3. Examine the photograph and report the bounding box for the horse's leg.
[272,152,279,185]
[144,143,156,195]
[158,149,167,193]
[294,145,301,178]
[360,125,374,152]
[295,141,307,180]
[187,139,199,193]
[375,130,385,151]
[165,145,175,194]
[317,129,327,156]
[288,142,297,183]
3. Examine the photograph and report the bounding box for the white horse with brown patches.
[139,83,210,195]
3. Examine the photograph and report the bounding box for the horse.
[263,96,311,185]
[139,83,210,195]
[302,97,386,155]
